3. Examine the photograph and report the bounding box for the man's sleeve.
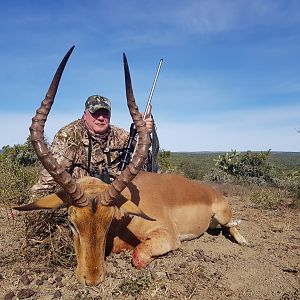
[30,129,76,200]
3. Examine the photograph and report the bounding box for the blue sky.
[0,0,299,151]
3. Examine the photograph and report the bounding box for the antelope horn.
[97,53,151,205]
[30,46,88,207]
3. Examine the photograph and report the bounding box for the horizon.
[1,145,299,155]
[0,1,299,152]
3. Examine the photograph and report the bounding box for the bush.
[213,150,274,185]
[0,159,40,206]
[280,169,300,207]
[158,150,175,173]
[177,160,204,180]
[249,188,282,209]
[113,271,152,296]
[171,152,216,180]
[0,137,41,206]
[24,210,75,267]
[203,168,237,184]
[214,150,240,176]
[0,136,38,167]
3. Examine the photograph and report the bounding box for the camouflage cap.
[85,95,111,113]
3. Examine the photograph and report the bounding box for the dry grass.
[0,161,40,206]
[113,271,153,296]
[24,209,76,267]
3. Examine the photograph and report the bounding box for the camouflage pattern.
[85,95,111,113]
[30,119,129,200]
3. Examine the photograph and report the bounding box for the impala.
[15,47,247,286]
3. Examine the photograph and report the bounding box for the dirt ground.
[0,184,299,300]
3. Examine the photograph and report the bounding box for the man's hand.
[144,116,153,133]
[143,104,153,133]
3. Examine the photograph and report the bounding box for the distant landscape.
[170,151,300,176]
[1,146,299,172]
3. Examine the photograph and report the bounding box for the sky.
[0,0,299,152]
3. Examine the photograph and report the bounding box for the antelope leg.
[131,228,180,268]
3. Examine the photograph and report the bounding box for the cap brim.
[87,106,110,114]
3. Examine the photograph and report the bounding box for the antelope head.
[15,47,151,285]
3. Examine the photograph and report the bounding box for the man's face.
[84,109,111,134]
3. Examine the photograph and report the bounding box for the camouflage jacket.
[31,119,129,199]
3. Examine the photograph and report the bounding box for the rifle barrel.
[144,58,163,119]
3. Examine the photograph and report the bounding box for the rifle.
[118,59,163,171]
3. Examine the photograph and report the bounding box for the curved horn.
[97,53,151,205]
[30,46,88,207]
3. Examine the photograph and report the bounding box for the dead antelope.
[15,47,247,286]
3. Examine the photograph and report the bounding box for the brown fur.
[16,171,247,285]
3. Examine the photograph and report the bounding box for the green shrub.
[114,271,153,296]
[250,188,282,209]
[0,137,41,206]
[171,152,216,180]
[0,136,38,167]
[177,160,204,180]
[158,150,175,173]
[0,159,40,206]
[213,150,274,185]
[291,198,300,208]
[281,169,300,207]
[203,168,237,184]
[214,150,240,175]
[239,150,273,180]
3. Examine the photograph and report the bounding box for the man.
[31,95,153,200]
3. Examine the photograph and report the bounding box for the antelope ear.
[14,191,68,211]
[120,201,156,221]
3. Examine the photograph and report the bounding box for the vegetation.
[113,271,153,296]
[249,188,283,209]
[157,150,174,173]
[0,137,40,206]
[213,150,274,184]
[1,138,299,267]
[0,136,38,166]
[24,209,75,267]
[169,152,217,179]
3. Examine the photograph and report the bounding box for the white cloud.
[163,0,300,36]
[174,0,238,33]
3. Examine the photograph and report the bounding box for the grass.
[113,271,153,296]
[0,160,40,206]
[1,150,299,266]
[170,152,219,180]
[249,188,283,209]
